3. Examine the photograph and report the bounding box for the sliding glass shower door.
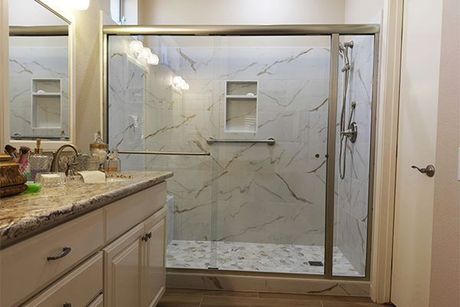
[210,36,330,275]
[105,28,378,278]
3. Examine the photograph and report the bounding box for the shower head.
[344,41,354,48]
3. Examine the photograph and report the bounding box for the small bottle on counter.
[29,139,52,181]
[89,132,108,171]
[105,149,121,174]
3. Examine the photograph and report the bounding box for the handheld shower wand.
[338,41,358,180]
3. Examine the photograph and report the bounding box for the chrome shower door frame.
[102,24,380,281]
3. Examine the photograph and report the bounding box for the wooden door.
[391,0,444,306]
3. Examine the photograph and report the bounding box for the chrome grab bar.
[118,150,210,156]
[206,137,275,145]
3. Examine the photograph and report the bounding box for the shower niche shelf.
[224,80,258,133]
[31,78,62,129]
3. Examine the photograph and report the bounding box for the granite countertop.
[0,171,173,249]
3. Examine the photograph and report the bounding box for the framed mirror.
[7,0,73,144]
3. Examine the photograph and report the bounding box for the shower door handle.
[411,164,436,177]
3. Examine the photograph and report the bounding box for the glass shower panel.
[108,35,215,269]
[333,35,375,277]
[211,36,331,275]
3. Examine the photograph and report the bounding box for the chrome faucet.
[50,144,80,176]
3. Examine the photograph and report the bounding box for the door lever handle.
[411,165,436,177]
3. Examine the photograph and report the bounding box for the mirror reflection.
[9,0,70,141]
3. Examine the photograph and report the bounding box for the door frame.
[370,0,405,303]
[101,19,401,302]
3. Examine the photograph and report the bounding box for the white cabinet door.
[104,224,144,307]
[141,208,167,307]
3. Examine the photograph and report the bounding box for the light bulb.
[129,40,143,55]
[139,47,152,60]
[172,76,183,88]
[147,53,159,65]
[182,83,190,90]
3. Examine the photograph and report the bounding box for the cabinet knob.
[63,303,72,307]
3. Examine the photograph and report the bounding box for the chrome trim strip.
[207,137,275,145]
[9,26,68,36]
[103,24,380,36]
[118,150,210,156]
[364,33,381,279]
[324,34,340,278]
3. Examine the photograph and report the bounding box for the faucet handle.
[65,161,79,176]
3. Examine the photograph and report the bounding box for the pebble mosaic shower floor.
[166,240,362,276]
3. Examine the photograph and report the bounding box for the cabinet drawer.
[24,252,103,307]
[0,210,104,306]
[105,183,166,242]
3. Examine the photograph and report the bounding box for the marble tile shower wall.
[334,36,374,276]
[127,37,333,247]
[9,37,69,139]
[108,37,147,170]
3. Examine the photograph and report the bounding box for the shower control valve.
[340,122,358,143]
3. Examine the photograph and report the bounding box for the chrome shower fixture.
[338,41,357,180]
[339,41,354,72]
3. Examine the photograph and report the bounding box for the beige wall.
[344,0,384,23]
[429,0,460,305]
[0,0,7,150]
[74,1,112,151]
[138,0,346,25]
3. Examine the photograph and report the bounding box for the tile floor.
[167,240,362,276]
[158,289,395,307]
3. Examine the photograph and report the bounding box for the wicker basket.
[0,154,27,198]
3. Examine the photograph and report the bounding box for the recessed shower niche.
[225,80,258,133]
[31,79,62,129]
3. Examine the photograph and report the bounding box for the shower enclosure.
[104,25,378,279]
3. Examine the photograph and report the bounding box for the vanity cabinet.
[104,207,167,307]
[0,182,168,307]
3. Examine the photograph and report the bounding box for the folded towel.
[77,171,106,184]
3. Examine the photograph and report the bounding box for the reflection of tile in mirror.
[33,96,61,128]
[33,80,60,93]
